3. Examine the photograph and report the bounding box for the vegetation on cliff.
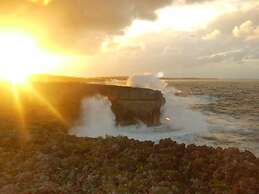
[0,127,259,194]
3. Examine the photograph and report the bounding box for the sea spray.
[161,88,208,133]
[69,95,116,137]
[126,74,167,91]
[70,74,209,144]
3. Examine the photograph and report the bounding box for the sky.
[0,0,259,78]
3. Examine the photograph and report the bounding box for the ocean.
[70,77,259,156]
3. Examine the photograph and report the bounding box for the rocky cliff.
[0,82,165,127]
[30,82,165,126]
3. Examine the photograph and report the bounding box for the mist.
[69,95,116,138]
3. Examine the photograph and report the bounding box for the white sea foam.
[70,74,211,145]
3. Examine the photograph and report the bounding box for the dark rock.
[0,82,165,127]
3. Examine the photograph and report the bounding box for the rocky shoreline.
[1,81,259,193]
[0,127,259,194]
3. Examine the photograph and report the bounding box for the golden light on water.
[0,31,65,84]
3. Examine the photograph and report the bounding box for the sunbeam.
[24,84,68,126]
[10,85,30,141]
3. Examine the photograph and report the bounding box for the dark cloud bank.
[0,0,173,52]
[0,0,213,52]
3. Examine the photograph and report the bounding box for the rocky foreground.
[1,80,259,193]
[0,128,259,194]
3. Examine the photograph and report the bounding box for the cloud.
[198,50,242,63]
[0,0,220,53]
[206,1,259,34]
[202,29,221,40]
[0,0,174,53]
[1,0,172,30]
[101,39,145,54]
[89,1,259,78]
[185,0,215,3]
[233,20,259,40]
[197,49,258,64]
[2,0,257,79]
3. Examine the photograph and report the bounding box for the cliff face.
[1,82,164,127]
[30,82,165,126]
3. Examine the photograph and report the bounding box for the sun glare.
[0,31,63,84]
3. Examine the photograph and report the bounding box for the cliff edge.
[31,82,165,126]
[0,82,165,127]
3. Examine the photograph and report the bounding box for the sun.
[0,31,63,84]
